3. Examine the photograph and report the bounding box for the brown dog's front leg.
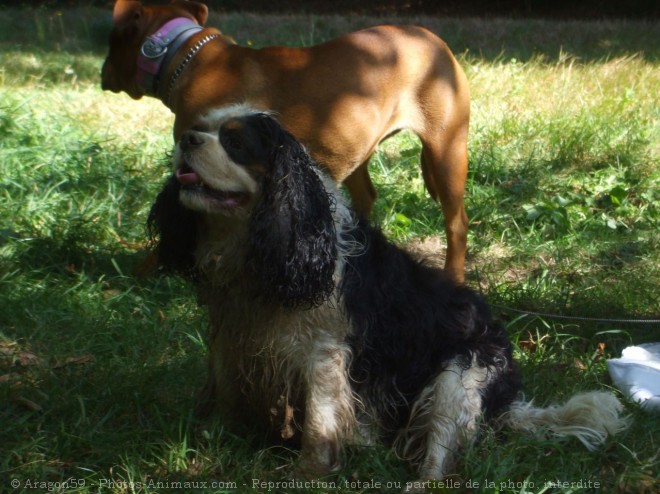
[343,161,378,217]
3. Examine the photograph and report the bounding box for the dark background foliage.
[8,0,660,19]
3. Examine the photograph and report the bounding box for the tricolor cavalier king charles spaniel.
[148,104,627,482]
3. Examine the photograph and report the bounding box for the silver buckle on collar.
[141,37,167,59]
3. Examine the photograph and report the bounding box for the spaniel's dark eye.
[227,135,243,150]
[219,119,264,166]
[221,131,244,152]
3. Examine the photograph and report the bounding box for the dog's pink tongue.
[176,167,201,185]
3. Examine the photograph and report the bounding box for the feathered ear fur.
[147,174,198,276]
[247,115,337,309]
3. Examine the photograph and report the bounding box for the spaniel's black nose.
[180,131,205,150]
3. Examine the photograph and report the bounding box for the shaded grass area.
[1,8,659,494]
[1,6,660,68]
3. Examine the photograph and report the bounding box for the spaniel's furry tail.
[501,391,630,450]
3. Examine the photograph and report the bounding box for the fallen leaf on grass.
[0,340,45,368]
[518,332,549,353]
[52,354,95,369]
[19,351,44,367]
[115,233,148,251]
[14,396,44,412]
[101,288,122,299]
[0,372,23,385]
[0,341,17,355]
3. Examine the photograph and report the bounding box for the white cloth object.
[607,343,660,412]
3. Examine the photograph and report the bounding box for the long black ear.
[147,175,198,277]
[247,115,337,309]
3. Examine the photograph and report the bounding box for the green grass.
[1,6,659,494]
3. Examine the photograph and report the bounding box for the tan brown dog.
[102,0,470,282]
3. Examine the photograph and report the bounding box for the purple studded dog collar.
[136,17,203,96]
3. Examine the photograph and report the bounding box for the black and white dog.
[148,104,627,482]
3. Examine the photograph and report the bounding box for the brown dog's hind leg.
[343,160,377,217]
[419,126,469,284]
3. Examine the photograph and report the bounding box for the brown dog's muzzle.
[100,58,117,92]
[101,57,143,99]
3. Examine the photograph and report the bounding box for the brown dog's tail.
[500,391,630,450]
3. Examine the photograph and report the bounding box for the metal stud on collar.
[164,34,221,107]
